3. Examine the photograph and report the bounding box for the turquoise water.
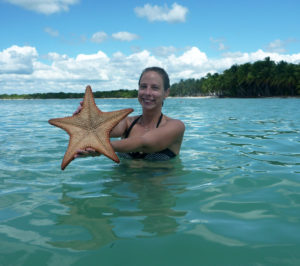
[1,97,300,266]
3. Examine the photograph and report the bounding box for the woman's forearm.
[111,138,142,153]
[111,136,154,154]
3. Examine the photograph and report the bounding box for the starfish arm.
[61,132,86,170]
[48,115,89,133]
[61,131,119,170]
[95,109,134,131]
[81,85,103,121]
[85,132,119,162]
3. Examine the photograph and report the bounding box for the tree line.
[1,58,299,99]
[170,57,300,97]
[0,89,138,99]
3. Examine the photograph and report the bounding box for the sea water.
[0,97,300,266]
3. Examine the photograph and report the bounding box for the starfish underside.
[48,85,133,170]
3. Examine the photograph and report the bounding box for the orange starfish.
[49,85,133,170]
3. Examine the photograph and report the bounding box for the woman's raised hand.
[73,101,83,115]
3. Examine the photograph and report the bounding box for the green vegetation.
[170,57,300,97]
[0,89,138,100]
[1,58,299,99]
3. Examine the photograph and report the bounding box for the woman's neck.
[140,109,162,129]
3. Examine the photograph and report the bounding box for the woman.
[75,67,185,160]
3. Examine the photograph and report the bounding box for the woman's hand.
[74,148,101,158]
[73,101,83,115]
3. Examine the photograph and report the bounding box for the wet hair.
[138,67,170,91]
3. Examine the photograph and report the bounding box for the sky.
[0,0,300,94]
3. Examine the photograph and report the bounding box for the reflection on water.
[186,224,246,247]
[50,159,187,250]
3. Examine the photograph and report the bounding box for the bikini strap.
[124,113,163,138]
[124,115,142,138]
[156,113,163,128]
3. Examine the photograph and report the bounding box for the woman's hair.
[138,67,170,91]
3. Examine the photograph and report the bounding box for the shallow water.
[1,97,300,266]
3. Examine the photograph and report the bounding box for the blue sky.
[1,0,300,94]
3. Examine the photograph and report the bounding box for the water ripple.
[1,98,300,264]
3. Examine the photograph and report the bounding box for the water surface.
[1,97,300,265]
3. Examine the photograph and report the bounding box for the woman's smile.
[141,97,155,105]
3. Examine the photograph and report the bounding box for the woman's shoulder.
[164,115,184,124]
[164,115,185,131]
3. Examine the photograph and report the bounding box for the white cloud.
[4,0,79,15]
[47,52,68,61]
[266,39,286,53]
[1,45,300,94]
[0,45,38,74]
[134,3,188,23]
[266,39,296,53]
[265,38,299,53]
[76,50,108,62]
[44,27,59,37]
[176,47,208,66]
[91,32,108,43]
[112,32,139,42]
[91,31,139,43]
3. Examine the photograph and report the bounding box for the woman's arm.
[110,117,129,138]
[111,119,185,154]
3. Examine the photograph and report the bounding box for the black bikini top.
[119,113,176,160]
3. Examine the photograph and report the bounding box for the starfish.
[48,85,133,170]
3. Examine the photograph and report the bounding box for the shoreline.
[0,95,216,100]
[1,95,300,100]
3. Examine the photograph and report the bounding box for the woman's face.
[138,71,169,111]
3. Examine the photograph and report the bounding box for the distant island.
[0,89,138,100]
[1,58,299,99]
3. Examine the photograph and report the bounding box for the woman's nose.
[145,86,152,94]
